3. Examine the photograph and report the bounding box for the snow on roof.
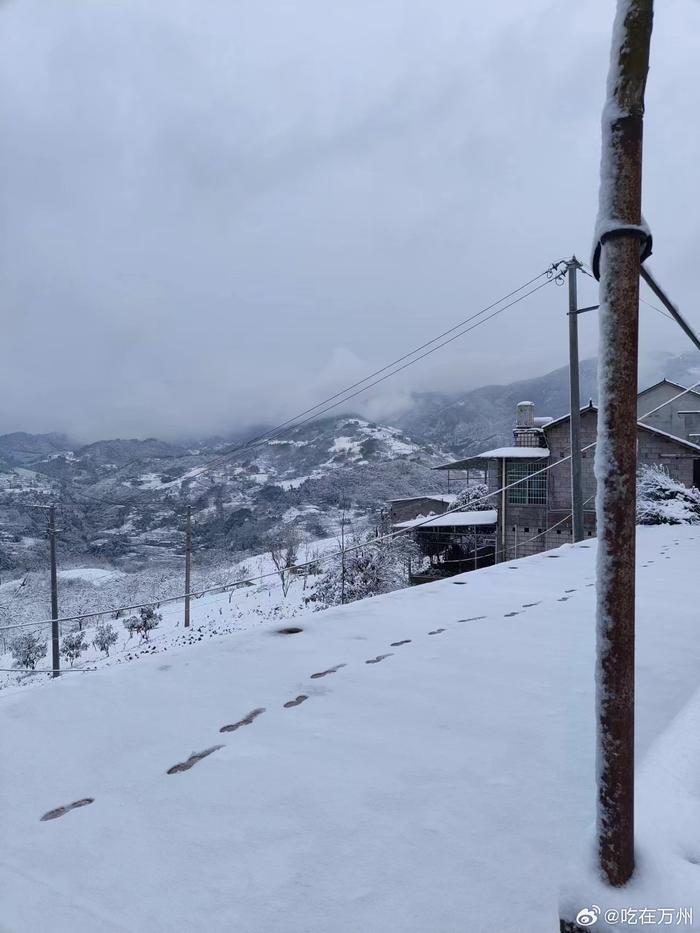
[394,509,497,529]
[3,526,700,930]
[475,446,550,459]
[434,448,550,470]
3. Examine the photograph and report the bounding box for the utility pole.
[184,506,192,628]
[48,505,60,678]
[594,0,653,893]
[567,256,585,543]
[340,512,346,605]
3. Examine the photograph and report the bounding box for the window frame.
[506,460,547,506]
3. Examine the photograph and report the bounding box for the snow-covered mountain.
[0,416,448,573]
[2,350,696,574]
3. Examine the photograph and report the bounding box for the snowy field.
[1,526,700,931]
[0,538,345,688]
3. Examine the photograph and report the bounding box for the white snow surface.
[2,526,700,931]
[395,509,497,529]
[57,568,126,585]
[472,446,550,459]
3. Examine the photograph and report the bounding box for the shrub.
[124,606,162,642]
[61,631,88,667]
[637,464,700,525]
[9,632,48,670]
[93,622,118,657]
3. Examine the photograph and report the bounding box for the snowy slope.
[2,526,700,932]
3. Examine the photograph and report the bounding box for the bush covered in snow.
[637,464,700,525]
[61,631,88,667]
[92,622,118,656]
[453,482,492,511]
[123,606,161,642]
[308,534,419,608]
[9,632,47,670]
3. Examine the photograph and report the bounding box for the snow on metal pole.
[594,0,653,888]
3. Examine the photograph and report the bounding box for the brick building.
[434,387,700,561]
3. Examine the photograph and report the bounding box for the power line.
[182,275,559,488]
[2,265,558,521]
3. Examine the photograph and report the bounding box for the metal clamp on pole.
[592,224,652,280]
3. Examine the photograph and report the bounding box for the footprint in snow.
[503,612,520,617]
[557,597,570,602]
[365,654,393,664]
[456,615,487,623]
[167,746,224,775]
[428,628,446,635]
[310,664,347,679]
[565,588,576,593]
[41,798,94,822]
[283,695,308,708]
[390,640,411,647]
[220,707,266,733]
[522,602,540,608]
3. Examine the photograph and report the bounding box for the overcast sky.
[0,0,698,441]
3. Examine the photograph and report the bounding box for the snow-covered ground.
[0,538,345,688]
[1,526,699,931]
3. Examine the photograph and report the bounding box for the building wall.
[637,383,700,441]
[545,409,598,512]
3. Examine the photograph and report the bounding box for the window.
[507,461,547,505]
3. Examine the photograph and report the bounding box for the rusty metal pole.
[594,0,653,890]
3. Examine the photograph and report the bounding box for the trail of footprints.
[40,564,622,816]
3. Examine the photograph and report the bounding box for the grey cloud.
[0,0,697,441]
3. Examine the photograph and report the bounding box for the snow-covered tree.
[137,606,161,641]
[453,482,492,511]
[123,606,161,642]
[61,631,88,667]
[268,526,301,597]
[9,631,48,670]
[308,534,419,608]
[123,616,140,640]
[93,622,118,657]
[637,464,700,525]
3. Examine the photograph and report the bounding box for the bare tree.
[268,526,301,597]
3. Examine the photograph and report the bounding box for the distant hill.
[394,359,598,455]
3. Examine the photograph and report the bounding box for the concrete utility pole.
[340,514,346,605]
[567,257,585,543]
[48,505,60,678]
[594,0,653,892]
[184,506,192,628]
